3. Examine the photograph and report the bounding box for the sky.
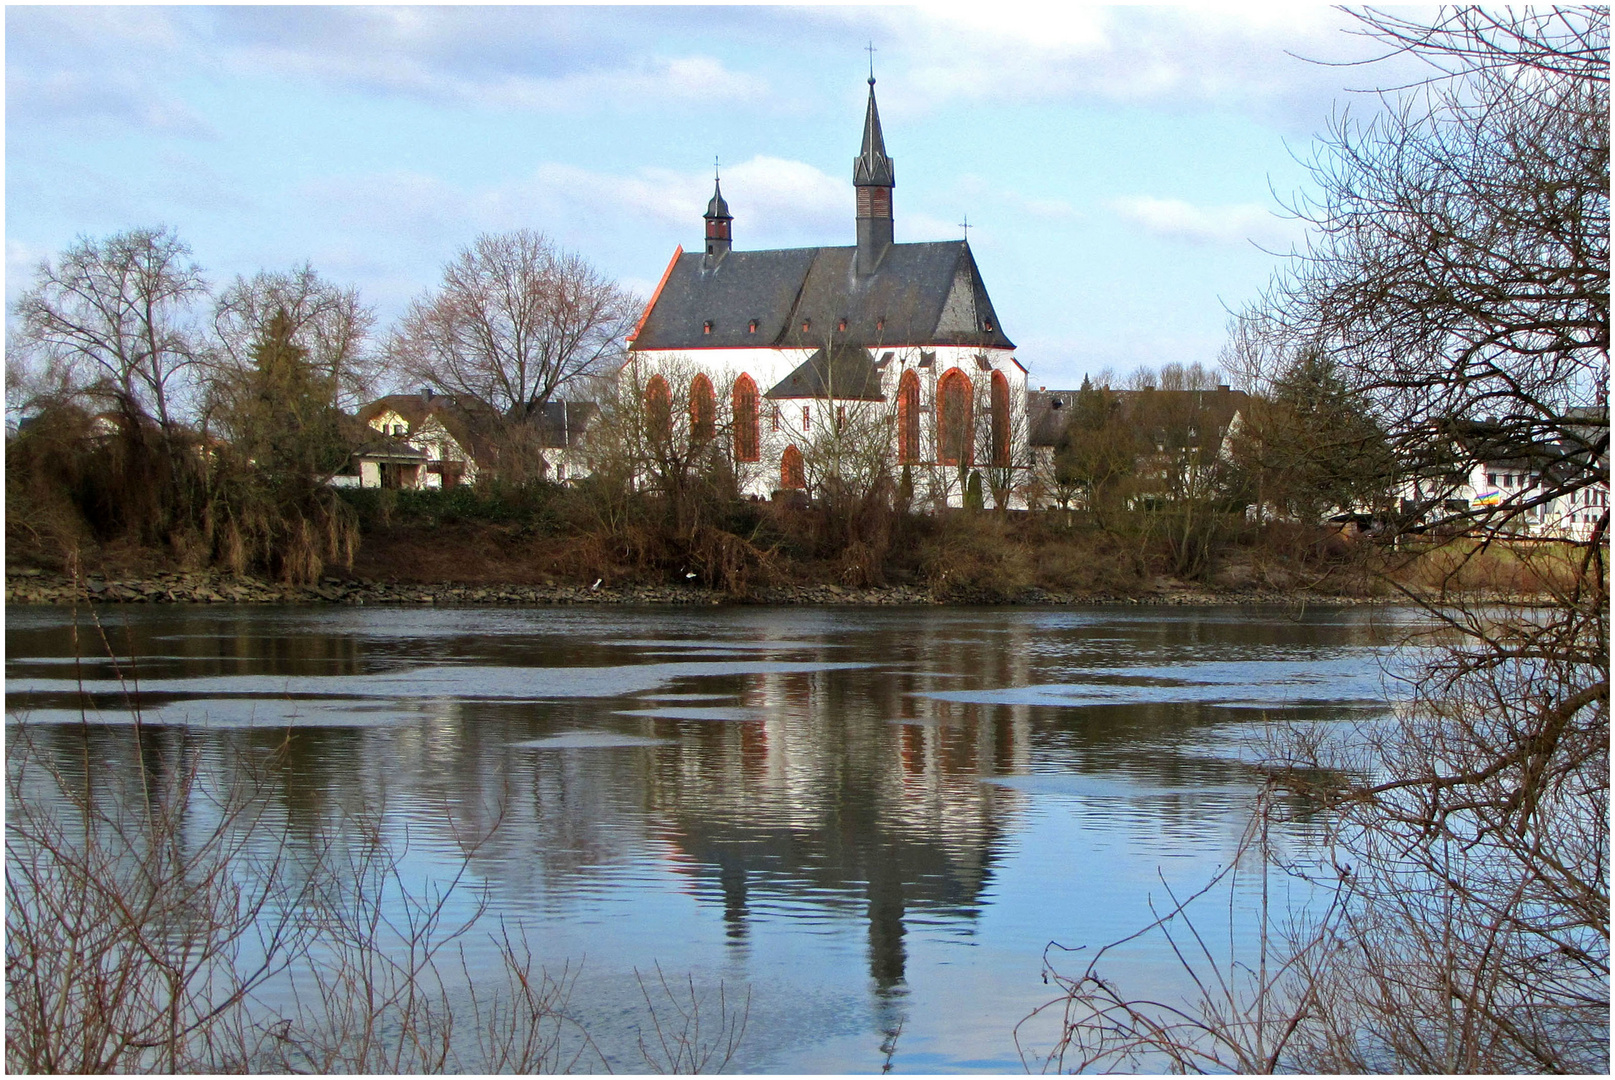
[5,5,1425,393]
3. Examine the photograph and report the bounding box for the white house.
[624,75,1030,508]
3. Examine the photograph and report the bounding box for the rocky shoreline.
[4,566,1382,608]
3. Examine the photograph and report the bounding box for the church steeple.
[853,71,894,275]
[703,165,732,261]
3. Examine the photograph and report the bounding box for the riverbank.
[4,564,1384,607]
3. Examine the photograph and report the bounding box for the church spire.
[853,68,895,274]
[703,162,732,261]
[853,76,895,187]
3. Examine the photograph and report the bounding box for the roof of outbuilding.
[628,239,1013,353]
[764,345,886,401]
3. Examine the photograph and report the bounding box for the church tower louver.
[853,74,895,275]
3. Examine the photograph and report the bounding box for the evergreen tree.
[231,307,348,489]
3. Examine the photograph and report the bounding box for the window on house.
[802,406,811,430]
[876,317,885,333]
[801,319,811,332]
[770,404,781,432]
[838,318,848,332]
[748,319,758,334]
[1487,473,1498,486]
[703,320,713,335]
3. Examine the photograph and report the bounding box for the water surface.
[6,603,1400,1072]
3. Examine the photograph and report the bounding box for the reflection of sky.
[6,603,1399,1072]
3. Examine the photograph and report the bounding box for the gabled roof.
[529,400,600,449]
[355,392,500,464]
[628,240,1013,352]
[764,345,885,401]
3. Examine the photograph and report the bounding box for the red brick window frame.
[781,445,805,489]
[990,370,1011,466]
[690,373,716,444]
[646,374,671,445]
[936,367,974,467]
[897,369,921,464]
[732,374,759,462]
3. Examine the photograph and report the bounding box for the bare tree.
[11,227,208,434]
[211,264,378,413]
[388,230,639,421]
[1030,9,1609,1072]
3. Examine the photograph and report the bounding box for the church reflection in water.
[649,659,1032,1000]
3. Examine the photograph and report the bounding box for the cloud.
[1109,196,1298,248]
[824,6,1423,129]
[520,156,848,242]
[7,71,216,138]
[286,154,852,298]
[208,8,766,112]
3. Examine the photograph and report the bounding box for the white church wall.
[626,343,1033,507]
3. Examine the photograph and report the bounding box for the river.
[5,603,1401,1072]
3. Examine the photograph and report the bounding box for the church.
[625,73,1029,508]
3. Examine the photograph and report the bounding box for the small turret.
[703,170,732,262]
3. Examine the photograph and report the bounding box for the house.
[344,391,488,489]
[1027,383,1251,509]
[1424,415,1609,540]
[625,74,1030,508]
[339,390,600,489]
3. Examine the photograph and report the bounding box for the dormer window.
[801,319,811,333]
[703,320,713,335]
[838,318,848,332]
[877,317,885,332]
[984,318,994,332]
[748,319,758,334]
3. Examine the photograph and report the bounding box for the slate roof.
[854,78,895,187]
[629,240,1013,353]
[1027,389,1078,447]
[529,400,600,449]
[764,345,886,401]
[1027,387,1252,449]
[705,177,731,221]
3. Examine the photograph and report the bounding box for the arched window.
[936,368,974,467]
[990,370,1011,466]
[780,445,805,490]
[732,374,759,462]
[690,373,716,444]
[645,373,671,445]
[897,370,921,464]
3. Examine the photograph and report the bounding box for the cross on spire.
[714,155,720,181]
[959,213,970,240]
[865,41,877,82]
